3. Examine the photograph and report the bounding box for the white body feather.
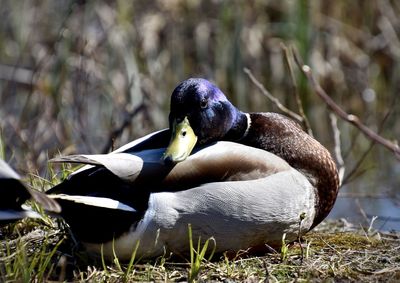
[85,168,315,260]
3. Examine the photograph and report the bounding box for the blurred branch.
[355,199,369,225]
[338,192,392,199]
[329,113,345,185]
[0,64,33,85]
[243,68,303,123]
[377,0,400,59]
[293,51,400,161]
[365,214,400,223]
[342,109,392,185]
[343,144,376,185]
[281,43,313,136]
[378,0,400,28]
[101,103,146,153]
[378,16,400,58]
[31,2,77,80]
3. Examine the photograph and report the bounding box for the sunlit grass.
[0,225,63,282]
[187,223,216,282]
[100,238,142,282]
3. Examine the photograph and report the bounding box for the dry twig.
[243,68,303,124]
[293,52,400,161]
[329,113,345,185]
[342,109,392,185]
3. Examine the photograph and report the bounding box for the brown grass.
[1,219,399,282]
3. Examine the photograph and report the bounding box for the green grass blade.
[123,240,140,282]
[100,244,110,276]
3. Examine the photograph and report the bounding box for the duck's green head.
[163,78,244,163]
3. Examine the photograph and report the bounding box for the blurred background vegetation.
[0,1,399,228]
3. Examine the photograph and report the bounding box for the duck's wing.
[50,129,171,176]
[47,193,142,243]
[46,141,293,220]
[163,142,292,189]
[0,159,60,222]
[0,159,21,180]
[50,149,169,185]
[50,142,292,191]
[0,159,37,221]
[113,129,171,153]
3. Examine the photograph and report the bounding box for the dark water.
[330,197,400,231]
[329,160,400,231]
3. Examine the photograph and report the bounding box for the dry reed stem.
[281,43,313,136]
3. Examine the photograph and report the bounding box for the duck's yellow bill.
[163,117,198,163]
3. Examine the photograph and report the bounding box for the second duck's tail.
[0,159,61,223]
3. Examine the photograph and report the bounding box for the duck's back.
[242,112,340,228]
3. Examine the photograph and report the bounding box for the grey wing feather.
[49,155,103,166]
[0,159,20,180]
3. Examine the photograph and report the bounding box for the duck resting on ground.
[0,78,339,260]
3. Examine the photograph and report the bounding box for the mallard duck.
[1,78,339,260]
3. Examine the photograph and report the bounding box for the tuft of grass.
[187,223,216,282]
[280,233,289,263]
[99,238,141,282]
[100,244,110,277]
[0,230,63,282]
[0,132,5,160]
[124,240,140,282]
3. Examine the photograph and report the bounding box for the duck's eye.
[200,98,208,109]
